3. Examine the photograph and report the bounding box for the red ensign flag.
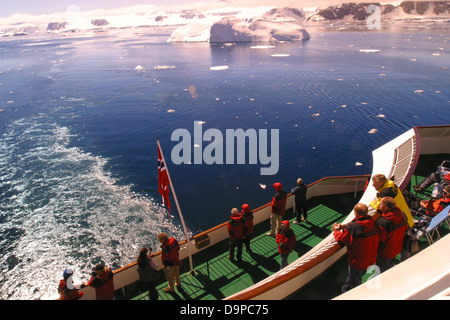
[158,144,171,218]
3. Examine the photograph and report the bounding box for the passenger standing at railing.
[227,207,244,262]
[370,174,414,227]
[137,247,159,300]
[276,220,296,269]
[241,203,254,255]
[267,182,287,236]
[291,178,308,224]
[375,197,408,273]
[82,263,115,300]
[157,232,182,293]
[370,174,414,261]
[332,203,379,293]
[58,268,84,300]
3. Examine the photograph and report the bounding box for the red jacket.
[276,221,296,255]
[334,215,379,271]
[87,268,115,300]
[228,213,244,240]
[58,279,84,300]
[376,207,407,260]
[241,204,254,236]
[423,197,450,214]
[161,237,182,267]
[271,183,287,216]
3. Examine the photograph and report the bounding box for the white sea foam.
[0,118,184,299]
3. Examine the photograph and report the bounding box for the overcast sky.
[0,0,378,18]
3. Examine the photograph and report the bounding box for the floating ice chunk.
[154,65,175,70]
[414,90,424,94]
[210,66,229,71]
[134,65,144,70]
[359,49,380,53]
[259,183,266,189]
[271,54,290,57]
[355,162,363,166]
[368,129,378,134]
[251,45,276,49]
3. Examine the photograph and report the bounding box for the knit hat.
[92,263,105,272]
[241,203,251,213]
[63,268,73,279]
[281,220,290,228]
[273,182,283,191]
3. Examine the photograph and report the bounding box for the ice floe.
[210,66,229,71]
[359,49,380,53]
[271,54,290,57]
[251,45,276,49]
[154,65,175,70]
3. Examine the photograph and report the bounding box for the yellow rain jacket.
[370,179,414,227]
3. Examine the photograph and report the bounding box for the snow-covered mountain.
[0,1,448,38]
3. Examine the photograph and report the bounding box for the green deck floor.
[121,154,450,300]
[124,193,358,300]
[288,153,450,299]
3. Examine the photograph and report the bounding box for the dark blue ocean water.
[0,26,449,299]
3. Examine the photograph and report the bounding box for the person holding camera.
[137,247,159,300]
[82,263,115,300]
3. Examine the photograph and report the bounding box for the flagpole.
[156,137,195,276]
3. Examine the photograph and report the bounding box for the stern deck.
[120,192,360,300]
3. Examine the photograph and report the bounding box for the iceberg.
[210,66,229,70]
[168,17,310,43]
[168,22,211,42]
[249,20,310,42]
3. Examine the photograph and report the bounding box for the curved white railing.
[76,125,449,300]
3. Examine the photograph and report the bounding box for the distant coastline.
[1,1,449,38]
